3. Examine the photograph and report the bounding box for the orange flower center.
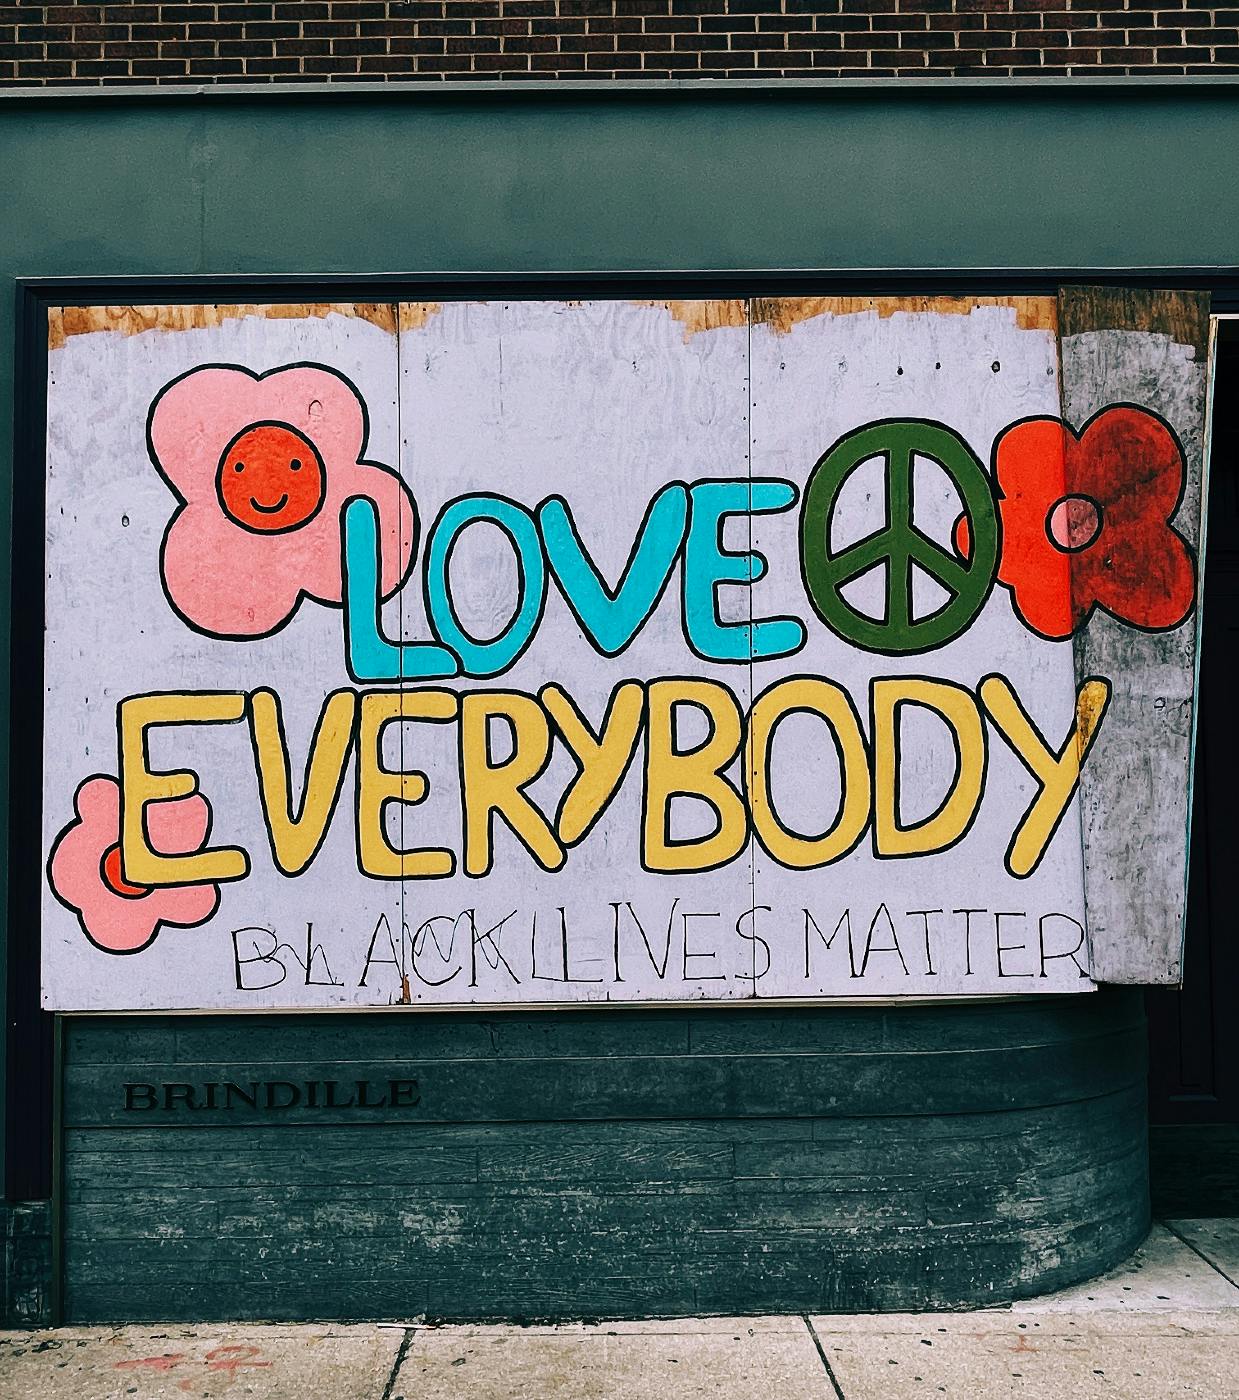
[1046,495,1102,554]
[101,844,150,899]
[217,421,326,534]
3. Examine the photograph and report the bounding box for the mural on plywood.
[39,297,1207,1010]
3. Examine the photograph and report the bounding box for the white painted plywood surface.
[39,297,1205,1009]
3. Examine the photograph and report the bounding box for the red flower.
[987,406,1197,641]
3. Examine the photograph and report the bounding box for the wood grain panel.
[60,994,1149,1321]
[1058,287,1212,985]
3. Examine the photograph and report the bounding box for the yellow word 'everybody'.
[116,675,1110,889]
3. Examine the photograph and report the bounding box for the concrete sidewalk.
[3,1220,1237,1399]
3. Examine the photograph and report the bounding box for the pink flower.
[48,776,220,955]
[148,363,414,638]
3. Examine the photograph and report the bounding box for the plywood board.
[42,307,404,1010]
[39,296,1208,1008]
[1059,287,1211,984]
[748,297,1091,995]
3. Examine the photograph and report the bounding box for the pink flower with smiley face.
[47,776,220,955]
[148,363,414,638]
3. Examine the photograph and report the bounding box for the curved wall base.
[59,989,1148,1321]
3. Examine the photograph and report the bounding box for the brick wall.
[1,1,1237,88]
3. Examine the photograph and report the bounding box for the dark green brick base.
[58,990,1149,1323]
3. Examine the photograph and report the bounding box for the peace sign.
[799,419,999,655]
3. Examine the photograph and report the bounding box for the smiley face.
[216,421,326,534]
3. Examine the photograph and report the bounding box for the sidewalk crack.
[380,1326,415,1400]
[1161,1219,1239,1291]
[803,1314,847,1399]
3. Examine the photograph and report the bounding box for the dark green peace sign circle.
[799,419,999,655]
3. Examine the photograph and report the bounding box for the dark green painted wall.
[1,1203,51,1326]
[6,81,1237,1320]
[61,992,1148,1321]
[7,84,1239,284]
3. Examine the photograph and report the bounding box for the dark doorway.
[1147,320,1239,1216]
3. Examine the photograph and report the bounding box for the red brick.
[161,4,217,20]
[70,58,133,76]
[96,5,162,19]
[46,6,101,23]
[559,32,618,48]
[872,13,928,28]
[448,33,500,50]
[673,32,732,48]
[529,48,586,65]
[389,34,449,51]
[334,35,390,52]
[130,56,191,73]
[280,36,334,53]
[186,23,244,40]
[68,23,131,42]
[245,55,307,71]
[218,38,276,56]
[302,52,359,69]
[586,15,644,30]
[728,30,796,46]
[304,17,385,33]
[471,49,532,66]
[985,11,1040,28]
[242,22,302,39]
[46,41,105,61]
[586,45,640,63]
